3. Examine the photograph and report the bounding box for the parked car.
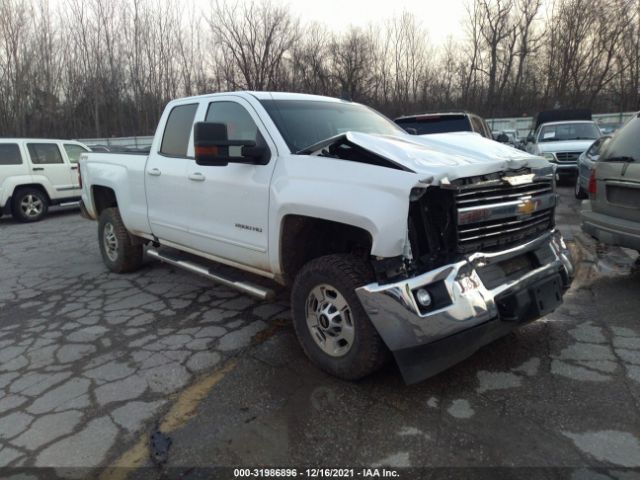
[394,112,493,139]
[574,135,611,199]
[581,113,640,251]
[0,139,89,222]
[79,91,574,384]
[598,122,624,135]
[526,110,602,183]
[87,144,111,153]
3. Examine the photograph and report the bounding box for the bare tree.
[208,0,299,90]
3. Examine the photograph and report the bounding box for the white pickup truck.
[79,92,574,384]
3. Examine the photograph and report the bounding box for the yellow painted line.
[100,360,237,480]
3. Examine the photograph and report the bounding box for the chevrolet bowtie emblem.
[518,199,538,215]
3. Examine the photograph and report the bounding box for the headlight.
[543,152,557,162]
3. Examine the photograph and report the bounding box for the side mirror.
[194,122,268,166]
[496,133,509,143]
[404,127,418,135]
[526,133,534,143]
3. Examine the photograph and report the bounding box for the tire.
[11,188,49,222]
[574,177,587,199]
[98,207,143,273]
[291,254,388,380]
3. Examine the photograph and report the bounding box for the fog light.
[415,288,432,307]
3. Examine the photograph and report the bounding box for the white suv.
[0,139,90,222]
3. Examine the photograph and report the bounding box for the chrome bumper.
[356,230,574,382]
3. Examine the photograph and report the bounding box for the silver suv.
[581,113,640,251]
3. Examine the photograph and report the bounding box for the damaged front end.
[357,167,575,384]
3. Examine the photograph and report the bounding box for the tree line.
[0,0,638,139]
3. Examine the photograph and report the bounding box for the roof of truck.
[176,91,350,104]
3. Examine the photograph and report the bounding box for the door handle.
[147,168,161,176]
[188,172,205,182]
[70,166,78,170]
[32,167,44,171]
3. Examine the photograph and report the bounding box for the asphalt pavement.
[0,189,639,479]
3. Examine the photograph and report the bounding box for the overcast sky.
[283,0,469,45]
[188,0,470,46]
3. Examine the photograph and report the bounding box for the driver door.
[183,97,277,272]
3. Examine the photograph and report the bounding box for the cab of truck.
[0,139,90,222]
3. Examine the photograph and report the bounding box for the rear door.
[26,142,75,199]
[593,116,640,222]
[145,102,199,246]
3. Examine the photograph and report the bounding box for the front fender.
[269,156,418,274]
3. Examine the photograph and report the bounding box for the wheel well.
[92,186,118,215]
[12,184,51,204]
[280,215,373,285]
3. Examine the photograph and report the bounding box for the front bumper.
[581,201,640,250]
[356,230,574,384]
[552,163,578,174]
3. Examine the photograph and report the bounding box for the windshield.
[538,122,600,142]
[259,99,404,153]
[395,115,471,135]
[599,116,640,162]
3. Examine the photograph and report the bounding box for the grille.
[455,178,555,253]
[555,151,581,164]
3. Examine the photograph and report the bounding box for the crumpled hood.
[535,139,594,154]
[345,131,550,183]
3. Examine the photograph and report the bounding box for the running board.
[146,248,275,301]
[59,201,80,207]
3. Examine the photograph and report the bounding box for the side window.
[0,144,22,165]
[205,101,259,157]
[64,144,89,164]
[160,103,199,157]
[27,143,64,164]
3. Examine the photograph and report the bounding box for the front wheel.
[291,254,388,380]
[98,207,143,273]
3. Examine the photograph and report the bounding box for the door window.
[205,101,260,157]
[27,143,64,164]
[64,144,89,164]
[160,103,199,157]
[0,144,22,165]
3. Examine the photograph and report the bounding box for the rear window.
[0,144,22,165]
[600,116,640,163]
[27,143,64,164]
[160,103,199,157]
[395,115,471,135]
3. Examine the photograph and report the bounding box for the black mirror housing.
[194,122,268,166]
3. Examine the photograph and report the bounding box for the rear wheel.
[98,207,143,273]
[11,188,49,222]
[291,254,388,380]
